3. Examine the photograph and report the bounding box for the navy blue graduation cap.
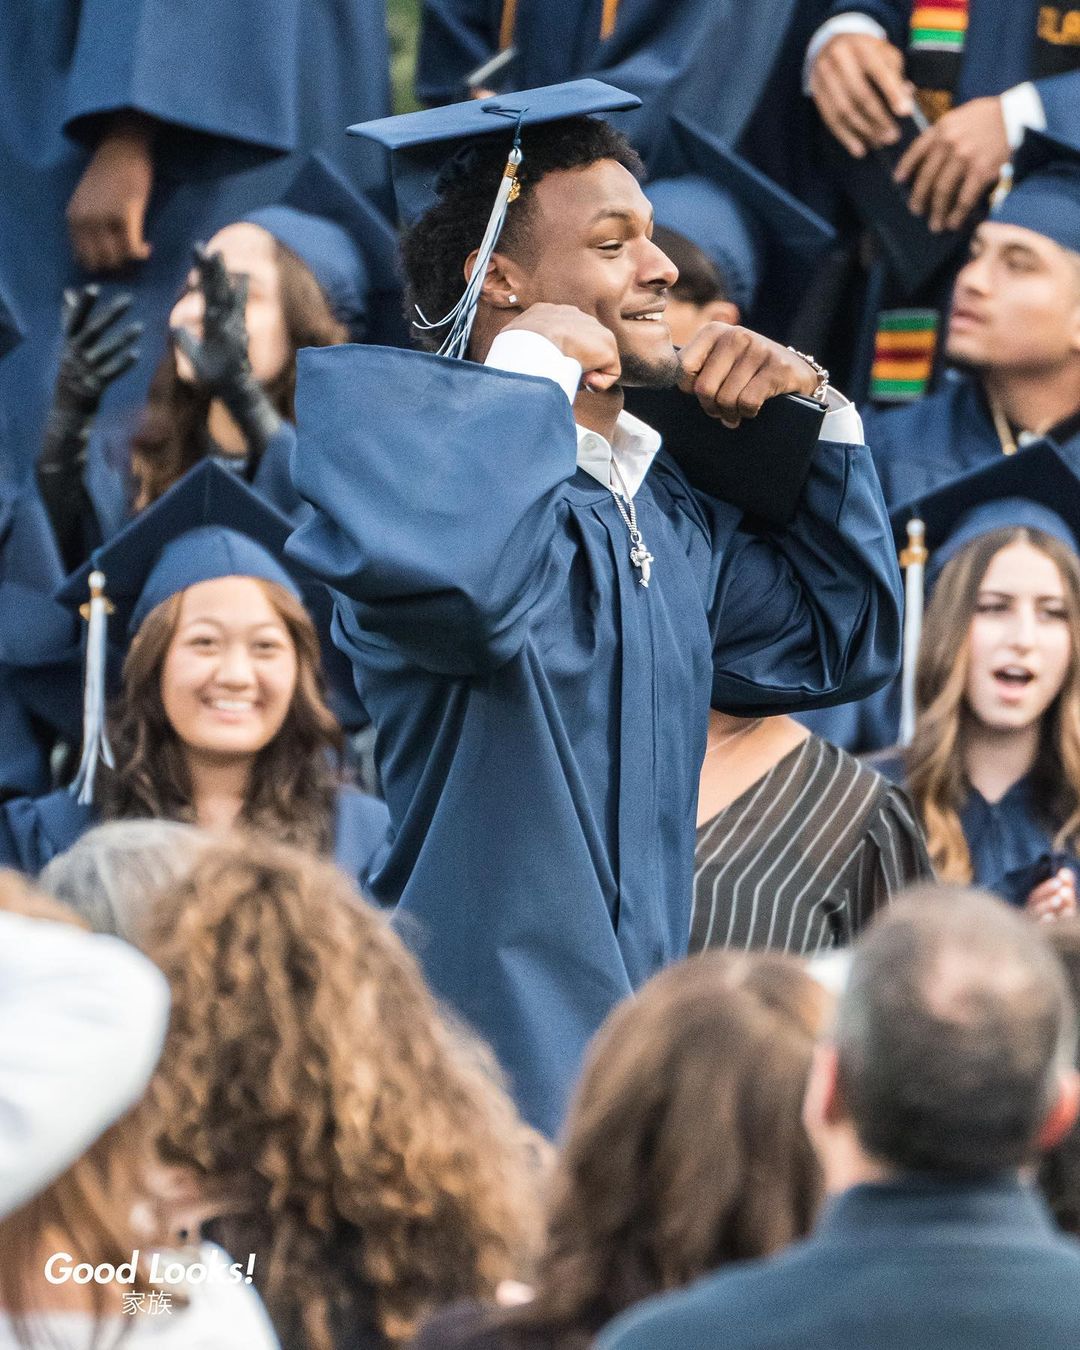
[348,79,641,357]
[891,443,1080,743]
[646,113,835,319]
[56,460,307,803]
[243,153,401,341]
[0,277,23,357]
[993,129,1080,257]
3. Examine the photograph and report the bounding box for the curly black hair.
[401,115,643,353]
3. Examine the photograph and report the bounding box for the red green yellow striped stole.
[870,309,939,402]
[907,0,968,121]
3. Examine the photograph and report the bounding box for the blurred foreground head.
[810,887,1079,1182]
[140,833,542,1349]
[490,951,828,1346]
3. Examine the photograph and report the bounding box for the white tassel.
[414,139,524,360]
[71,569,115,805]
[898,518,927,748]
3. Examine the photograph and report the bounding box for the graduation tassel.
[71,569,115,805]
[413,112,525,360]
[898,517,927,748]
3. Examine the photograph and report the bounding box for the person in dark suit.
[598,886,1080,1350]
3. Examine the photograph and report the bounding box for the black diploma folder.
[838,115,966,293]
[625,385,826,527]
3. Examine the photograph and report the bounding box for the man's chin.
[618,348,681,390]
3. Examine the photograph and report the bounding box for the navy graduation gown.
[285,344,901,1134]
[824,0,1080,127]
[0,0,390,482]
[0,785,390,895]
[874,754,1079,906]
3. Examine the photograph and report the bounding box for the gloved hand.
[37,285,140,570]
[39,286,141,473]
[171,244,283,458]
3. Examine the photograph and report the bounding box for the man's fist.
[810,33,914,158]
[677,324,821,426]
[67,114,154,274]
[895,96,1010,233]
[503,303,621,392]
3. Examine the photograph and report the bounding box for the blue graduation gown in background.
[415,0,835,203]
[285,344,901,1134]
[0,0,390,481]
[823,0,1080,127]
[0,784,390,895]
[874,755,1080,906]
[798,374,1080,753]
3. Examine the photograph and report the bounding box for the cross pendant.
[630,543,654,588]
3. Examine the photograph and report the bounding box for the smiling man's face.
[512,158,682,387]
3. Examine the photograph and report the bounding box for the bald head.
[835,888,1076,1177]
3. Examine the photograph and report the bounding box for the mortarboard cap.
[349,79,642,225]
[890,441,1080,587]
[993,128,1080,257]
[243,153,402,341]
[56,461,313,803]
[347,80,641,357]
[646,114,835,318]
[0,278,23,357]
[891,443,1080,744]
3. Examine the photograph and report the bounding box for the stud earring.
[507,294,518,305]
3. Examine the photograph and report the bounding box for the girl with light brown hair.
[414,951,828,1350]
[139,834,544,1350]
[0,873,279,1350]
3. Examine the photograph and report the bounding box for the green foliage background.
[388,0,423,112]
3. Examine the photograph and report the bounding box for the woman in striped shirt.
[690,713,932,956]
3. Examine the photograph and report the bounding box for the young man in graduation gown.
[285,84,902,1135]
[806,0,1080,404]
[798,129,1080,752]
[0,0,390,484]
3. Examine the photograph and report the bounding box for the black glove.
[37,285,141,571]
[171,244,283,462]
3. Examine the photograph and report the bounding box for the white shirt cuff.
[819,386,864,445]
[485,329,582,406]
[803,12,889,93]
[1000,82,1047,151]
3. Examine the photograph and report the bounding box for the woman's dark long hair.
[489,952,826,1349]
[99,579,344,854]
[131,239,347,509]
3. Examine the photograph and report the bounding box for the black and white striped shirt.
[690,735,932,956]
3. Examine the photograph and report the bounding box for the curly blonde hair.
[141,835,543,1349]
[907,527,1080,880]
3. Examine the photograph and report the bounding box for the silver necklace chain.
[608,458,654,588]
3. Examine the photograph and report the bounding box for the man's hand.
[677,324,820,427]
[67,115,154,274]
[809,33,913,158]
[1026,868,1077,923]
[895,96,1009,232]
[503,303,621,392]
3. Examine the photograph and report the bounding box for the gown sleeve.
[0,791,96,875]
[415,0,503,105]
[1033,71,1080,138]
[62,0,300,160]
[286,344,581,679]
[658,436,903,714]
[0,913,169,1218]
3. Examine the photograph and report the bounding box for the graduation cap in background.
[645,113,836,323]
[890,442,1080,745]
[242,153,403,344]
[993,127,1080,257]
[55,460,330,804]
[348,79,641,357]
[0,276,23,358]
